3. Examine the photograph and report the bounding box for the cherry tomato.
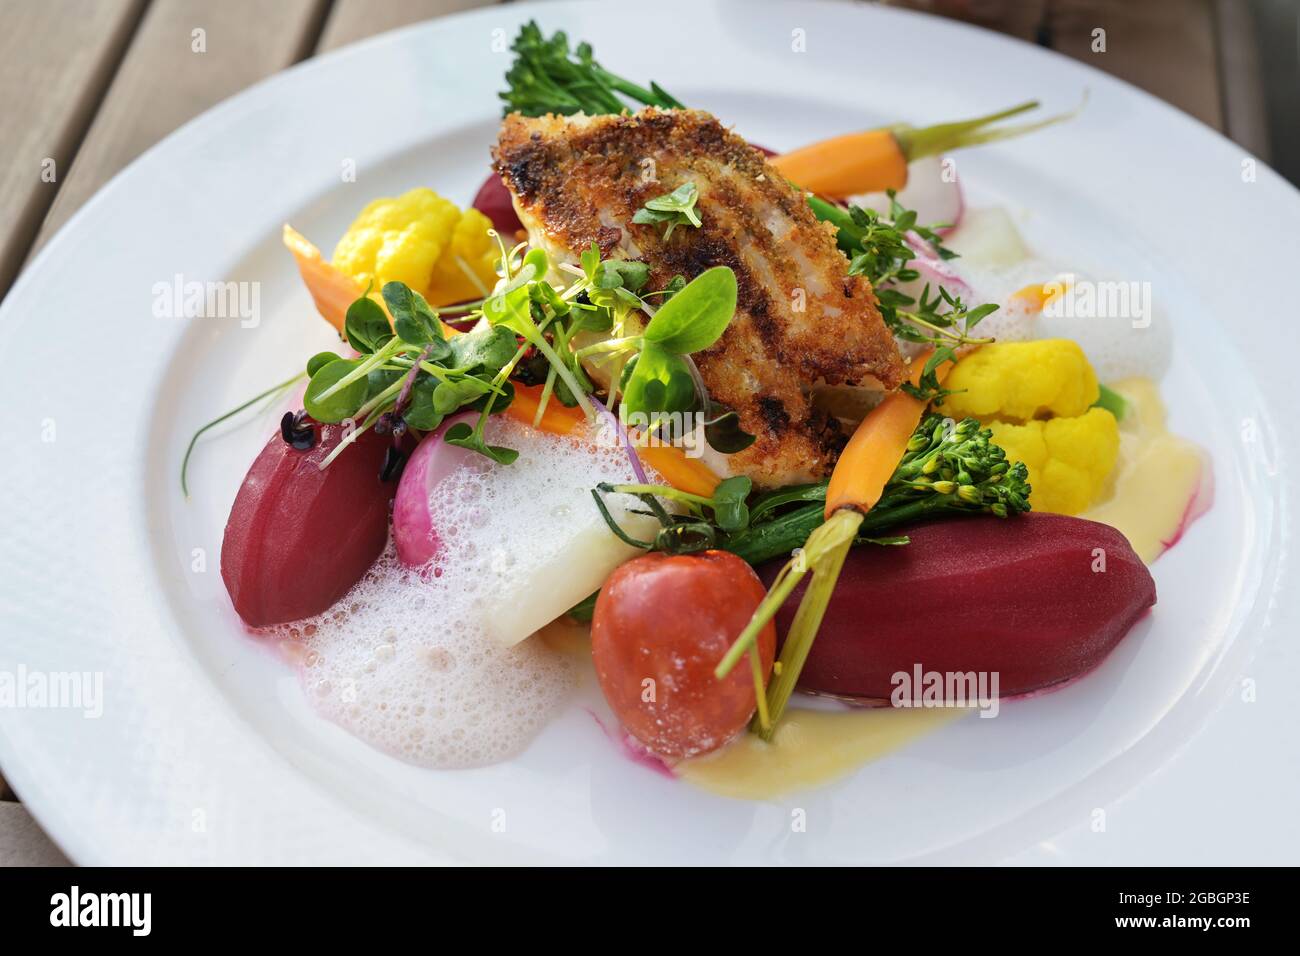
[591,550,775,759]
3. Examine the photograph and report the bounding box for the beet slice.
[220,420,395,627]
[471,173,523,236]
[759,513,1156,700]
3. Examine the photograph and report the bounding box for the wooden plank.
[1213,0,1271,159]
[880,0,1048,43]
[30,0,330,256]
[0,0,145,300]
[317,0,498,53]
[1045,0,1223,130]
[0,801,71,865]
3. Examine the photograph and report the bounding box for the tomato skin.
[591,550,775,759]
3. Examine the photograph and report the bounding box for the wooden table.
[0,0,1267,864]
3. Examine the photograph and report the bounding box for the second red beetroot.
[759,512,1156,700]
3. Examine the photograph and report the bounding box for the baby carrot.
[772,100,1079,198]
[718,350,957,738]
[772,127,909,198]
[823,351,952,516]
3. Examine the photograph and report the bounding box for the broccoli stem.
[722,493,953,567]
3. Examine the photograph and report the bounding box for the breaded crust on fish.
[493,108,906,487]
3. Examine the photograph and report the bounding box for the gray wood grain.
[0,802,71,865]
[28,0,330,257]
[0,0,146,300]
[318,0,498,52]
[1045,0,1224,130]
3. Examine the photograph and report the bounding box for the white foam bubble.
[273,416,644,769]
[951,257,1171,384]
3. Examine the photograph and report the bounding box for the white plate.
[1,0,1296,865]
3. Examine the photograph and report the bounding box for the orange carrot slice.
[639,447,721,498]
[771,128,908,198]
[771,101,1071,199]
[824,350,952,517]
[506,384,719,495]
[282,225,367,335]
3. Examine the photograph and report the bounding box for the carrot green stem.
[180,372,305,498]
[715,558,807,680]
[750,645,771,733]
[892,96,1084,162]
[754,509,862,739]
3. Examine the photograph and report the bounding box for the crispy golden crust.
[494,108,906,487]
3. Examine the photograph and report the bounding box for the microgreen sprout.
[180,372,305,497]
[807,192,997,349]
[632,182,703,239]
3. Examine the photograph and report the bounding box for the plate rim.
[1,0,1296,865]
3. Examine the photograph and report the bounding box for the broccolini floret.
[500,21,683,118]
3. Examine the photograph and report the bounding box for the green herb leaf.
[444,422,519,465]
[344,295,393,355]
[304,359,368,423]
[620,344,696,424]
[600,259,650,293]
[432,378,492,416]
[470,378,515,414]
[748,482,827,524]
[1094,383,1128,420]
[482,284,534,336]
[529,278,571,317]
[382,282,445,348]
[402,378,444,431]
[366,367,403,401]
[642,266,736,355]
[900,346,959,405]
[580,242,601,281]
[646,275,687,302]
[633,182,703,239]
[808,194,995,349]
[712,476,753,532]
[449,324,518,373]
[306,351,342,377]
[702,406,757,454]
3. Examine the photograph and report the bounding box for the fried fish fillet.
[493,108,906,488]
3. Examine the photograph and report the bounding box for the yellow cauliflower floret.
[332,188,459,292]
[426,208,499,305]
[988,408,1119,515]
[331,188,498,307]
[942,340,1099,422]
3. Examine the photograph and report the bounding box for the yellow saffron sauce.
[1083,378,1210,563]
[671,378,1207,800]
[675,706,965,799]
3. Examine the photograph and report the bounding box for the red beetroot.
[221,420,395,627]
[471,174,524,236]
[759,513,1156,700]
